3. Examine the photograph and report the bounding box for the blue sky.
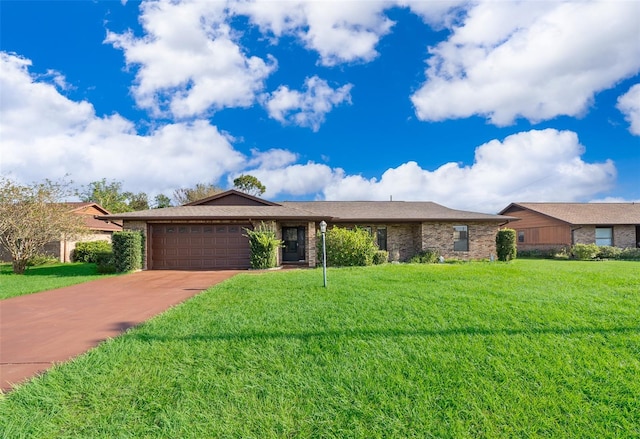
[1,0,638,213]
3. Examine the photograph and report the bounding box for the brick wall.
[613,225,637,248]
[420,222,499,260]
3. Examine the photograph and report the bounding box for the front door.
[282,227,306,262]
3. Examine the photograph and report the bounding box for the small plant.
[372,250,389,265]
[26,253,59,267]
[94,251,116,274]
[571,243,600,260]
[244,222,283,269]
[496,229,517,262]
[409,249,440,264]
[597,246,622,260]
[619,248,640,260]
[73,241,112,263]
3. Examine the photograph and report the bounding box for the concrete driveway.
[0,270,241,392]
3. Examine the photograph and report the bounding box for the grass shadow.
[0,263,99,278]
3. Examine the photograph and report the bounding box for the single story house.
[1,202,122,263]
[100,190,514,270]
[499,202,640,251]
[46,202,123,262]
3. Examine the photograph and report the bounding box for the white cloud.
[617,84,640,136]
[231,0,394,66]
[322,129,617,212]
[263,76,352,131]
[411,1,640,125]
[105,0,275,118]
[0,52,245,195]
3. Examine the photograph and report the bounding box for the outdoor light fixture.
[320,220,327,287]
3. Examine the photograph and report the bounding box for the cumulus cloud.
[0,52,245,195]
[263,76,352,131]
[231,0,394,66]
[322,129,616,212]
[105,0,275,118]
[616,84,640,136]
[411,1,640,125]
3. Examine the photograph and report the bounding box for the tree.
[496,228,517,262]
[0,177,87,274]
[173,183,222,205]
[77,178,148,213]
[153,194,172,208]
[233,174,266,197]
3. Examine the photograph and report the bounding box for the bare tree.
[0,177,87,274]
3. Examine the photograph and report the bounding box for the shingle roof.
[502,203,640,225]
[280,201,510,222]
[100,199,512,222]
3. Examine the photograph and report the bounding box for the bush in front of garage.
[112,231,143,272]
[245,223,283,269]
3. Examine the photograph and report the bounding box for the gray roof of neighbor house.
[500,202,640,225]
[99,192,513,223]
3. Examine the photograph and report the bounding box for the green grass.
[0,263,116,299]
[1,260,639,438]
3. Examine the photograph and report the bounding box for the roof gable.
[185,190,280,207]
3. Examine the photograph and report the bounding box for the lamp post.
[320,220,327,287]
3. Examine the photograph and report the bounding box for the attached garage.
[150,223,251,270]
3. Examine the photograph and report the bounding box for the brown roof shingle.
[503,203,640,225]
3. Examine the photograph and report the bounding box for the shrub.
[571,243,599,260]
[496,229,517,262]
[94,251,116,274]
[596,246,622,260]
[26,253,59,266]
[619,248,640,260]
[372,250,389,265]
[322,227,378,267]
[244,222,283,269]
[73,241,112,263]
[409,249,440,264]
[112,231,142,272]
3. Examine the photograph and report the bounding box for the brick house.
[100,190,514,270]
[499,202,640,251]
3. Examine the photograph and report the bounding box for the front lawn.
[1,260,639,438]
[0,263,116,300]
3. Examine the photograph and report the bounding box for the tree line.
[78,174,266,213]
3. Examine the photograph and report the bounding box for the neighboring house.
[0,202,122,263]
[99,190,514,270]
[499,203,640,251]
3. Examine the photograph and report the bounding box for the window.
[453,225,469,251]
[518,231,525,243]
[595,227,613,246]
[376,227,387,251]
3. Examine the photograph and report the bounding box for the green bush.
[409,249,440,264]
[112,231,142,272]
[94,251,116,274]
[619,248,640,260]
[596,246,622,260]
[321,227,378,267]
[372,250,389,265]
[496,229,517,262]
[26,253,59,266]
[571,243,599,260]
[244,222,283,269]
[73,241,112,263]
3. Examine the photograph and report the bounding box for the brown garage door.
[151,224,251,270]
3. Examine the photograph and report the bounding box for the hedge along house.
[99,190,514,270]
[499,202,640,251]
